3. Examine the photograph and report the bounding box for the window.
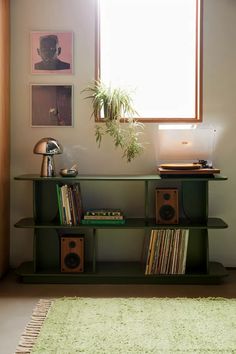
[96,0,203,122]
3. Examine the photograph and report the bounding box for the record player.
[158,160,220,176]
[156,126,220,176]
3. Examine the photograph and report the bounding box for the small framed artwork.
[31,84,73,127]
[31,31,73,74]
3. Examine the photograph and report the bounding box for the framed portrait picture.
[31,31,73,74]
[31,84,73,127]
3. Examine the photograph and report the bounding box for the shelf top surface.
[14,174,227,182]
[15,217,228,229]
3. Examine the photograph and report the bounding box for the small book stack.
[145,229,189,275]
[81,209,125,225]
[56,184,83,226]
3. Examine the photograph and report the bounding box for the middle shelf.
[15,217,228,230]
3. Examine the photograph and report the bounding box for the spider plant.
[82,81,145,162]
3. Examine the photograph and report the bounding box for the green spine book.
[56,184,63,225]
[81,219,125,225]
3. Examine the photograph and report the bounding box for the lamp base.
[40,155,56,177]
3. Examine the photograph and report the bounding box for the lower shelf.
[15,261,228,284]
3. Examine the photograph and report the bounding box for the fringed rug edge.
[15,299,54,354]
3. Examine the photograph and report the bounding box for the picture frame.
[31,31,73,74]
[31,84,73,127]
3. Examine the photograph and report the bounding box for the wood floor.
[0,269,236,354]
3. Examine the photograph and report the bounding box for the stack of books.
[81,209,125,225]
[56,184,83,226]
[145,229,189,275]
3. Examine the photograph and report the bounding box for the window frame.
[95,0,203,123]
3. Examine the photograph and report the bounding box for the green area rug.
[16,297,236,353]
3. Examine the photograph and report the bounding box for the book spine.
[166,229,174,274]
[60,185,67,225]
[71,185,79,224]
[181,229,189,274]
[61,185,72,225]
[151,230,162,274]
[83,215,123,220]
[147,230,157,275]
[81,219,125,225]
[68,185,76,226]
[73,184,83,224]
[56,184,63,225]
[145,230,155,275]
[85,210,122,216]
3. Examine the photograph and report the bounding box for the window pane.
[98,0,202,121]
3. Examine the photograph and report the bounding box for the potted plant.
[82,81,145,162]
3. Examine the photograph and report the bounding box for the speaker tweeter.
[156,188,179,224]
[61,236,84,273]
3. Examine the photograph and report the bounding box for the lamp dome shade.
[33,137,63,155]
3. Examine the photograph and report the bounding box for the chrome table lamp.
[33,137,63,177]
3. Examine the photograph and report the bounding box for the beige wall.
[10,0,236,267]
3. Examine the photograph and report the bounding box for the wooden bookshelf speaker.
[61,236,84,273]
[156,188,179,224]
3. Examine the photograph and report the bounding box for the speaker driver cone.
[159,205,175,221]
[64,252,80,269]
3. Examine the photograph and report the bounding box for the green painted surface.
[14,174,227,181]
[15,217,228,229]
[14,174,228,284]
[16,261,228,284]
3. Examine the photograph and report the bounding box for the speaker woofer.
[159,204,175,221]
[64,252,81,269]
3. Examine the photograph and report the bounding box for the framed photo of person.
[31,31,73,74]
[31,84,73,127]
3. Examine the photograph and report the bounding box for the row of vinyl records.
[56,184,83,226]
[145,229,189,275]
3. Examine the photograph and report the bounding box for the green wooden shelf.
[16,261,228,284]
[14,173,228,284]
[15,217,228,230]
[14,174,227,182]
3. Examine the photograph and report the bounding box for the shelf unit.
[14,174,228,284]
